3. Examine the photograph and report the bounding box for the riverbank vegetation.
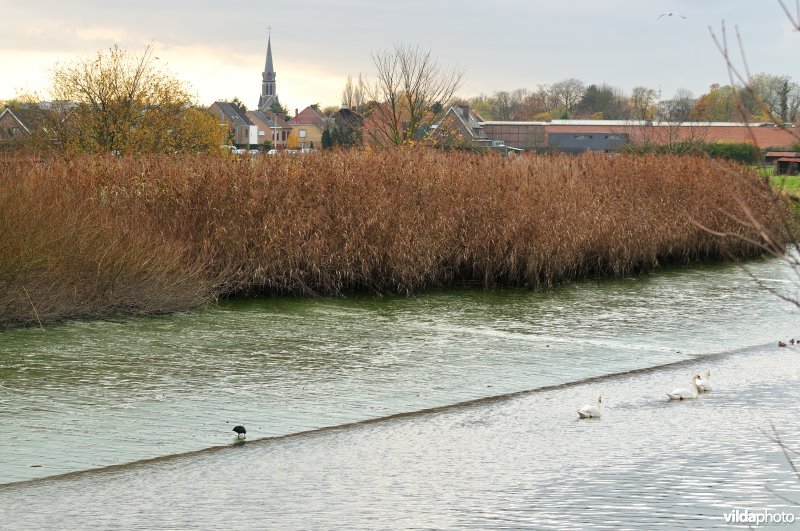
[0,150,791,328]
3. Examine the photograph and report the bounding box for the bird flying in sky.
[657,12,687,20]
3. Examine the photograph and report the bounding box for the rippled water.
[1,258,800,527]
[2,345,799,529]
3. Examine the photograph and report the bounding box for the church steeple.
[265,36,274,75]
[258,32,277,112]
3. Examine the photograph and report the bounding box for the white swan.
[696,369,712,393]
[578,395,602,418]
[667,374,701,400]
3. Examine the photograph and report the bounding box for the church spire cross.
[258,30,278,112]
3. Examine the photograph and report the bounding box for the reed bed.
[0,150,789,327]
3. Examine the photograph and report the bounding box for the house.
[330,106,364,129]
[208,101,258,147]
[0,107,42,145]
[321,106,365,147]
[431,105,510,151]
[246,109,290,149]
[286,105,326,149]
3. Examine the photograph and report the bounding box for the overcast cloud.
[1,0,798,113]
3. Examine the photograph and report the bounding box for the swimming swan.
[696,369,712,392]
[578,395,602,418]
[667,374,701,400]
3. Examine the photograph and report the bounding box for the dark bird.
[657,12,687,20]
[779,341,787,347]
[232,425,247,438]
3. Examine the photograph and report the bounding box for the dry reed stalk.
[0,150,791,327]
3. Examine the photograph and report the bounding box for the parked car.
[249,149,260,155]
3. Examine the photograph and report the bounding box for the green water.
[0,259,798,485]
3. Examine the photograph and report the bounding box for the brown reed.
[0,150,789,327]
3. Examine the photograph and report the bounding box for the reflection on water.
[2,346,799,529]
[0,259,799,485]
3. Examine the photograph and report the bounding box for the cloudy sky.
[1,1,798,113]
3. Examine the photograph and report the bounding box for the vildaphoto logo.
[723,508,798,526]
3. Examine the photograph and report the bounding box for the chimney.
[295,108,299,117]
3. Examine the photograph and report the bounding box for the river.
[1,258,799,528]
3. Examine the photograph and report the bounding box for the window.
[606,135,623,140]
[10,127,20,137]
[259,131,265,136]
[299,129,307,138]
[574,134,592,140]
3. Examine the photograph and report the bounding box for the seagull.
[657,12,687,20]
[232,425,247,439]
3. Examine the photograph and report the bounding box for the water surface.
[1,258,798,498]
[2,344,799,529]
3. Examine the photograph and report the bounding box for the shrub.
[703,142,762,164]
[624,141,762,164]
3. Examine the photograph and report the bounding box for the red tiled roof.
[776,157,800,163]
[287,105,325,126]
[766,151,800,157]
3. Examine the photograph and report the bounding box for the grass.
[0,150,792,328]
[770,174,800,196]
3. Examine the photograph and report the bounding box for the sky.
[1,1,798,113]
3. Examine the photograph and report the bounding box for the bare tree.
[491,91,515,121]
[549,78,586,118]
[364,43,464,146]
[341,74,366,113]
[629,86,658,120]
[576,83,630,119]
[706,7,800,502]
[702,1,800,310]
[657,88,696,123]
[516,86,552,120]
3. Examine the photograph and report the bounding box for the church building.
[257,35,278,113]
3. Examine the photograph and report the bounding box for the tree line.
[3,41,798,155]
[449,74,800,124]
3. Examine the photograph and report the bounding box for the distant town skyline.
[2,1,798,113]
